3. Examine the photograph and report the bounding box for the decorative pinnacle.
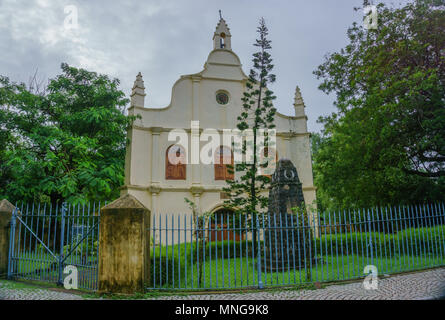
[132,72,145,94]
[131,72,146,108]
[294,86,304,107]
[214,17,231,35]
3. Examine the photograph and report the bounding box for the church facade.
[121,17,316,218]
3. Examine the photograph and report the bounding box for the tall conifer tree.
[223,18,277,242]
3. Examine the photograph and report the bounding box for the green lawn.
[10,246,445,291]
[150,252,445,289]
[149,226,445,290]
[9,250,98,290]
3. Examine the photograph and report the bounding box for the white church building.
[121,17,317,219]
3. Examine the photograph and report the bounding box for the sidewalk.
[148,267,445,300]
[0,281,84,300]
[1,268,444,300]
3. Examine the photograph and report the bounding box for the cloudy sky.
[0,0,406,132]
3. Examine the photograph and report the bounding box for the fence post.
[98,194,150,294]
[367,209,374,267]
[0,199,15,278]
[256,215,263,289]
[57,202,67,286]
[7,208,17,279]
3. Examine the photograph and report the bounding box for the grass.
[150,252,445,289]
[0,279,42,290]
[9,250,98,290]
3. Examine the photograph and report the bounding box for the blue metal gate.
[7,202,101,291]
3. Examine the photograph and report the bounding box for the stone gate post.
[0,199,15,277]
[98,194,150,294]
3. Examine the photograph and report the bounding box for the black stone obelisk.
[263,159,312,272]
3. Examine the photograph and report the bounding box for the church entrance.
[209,208,245,242]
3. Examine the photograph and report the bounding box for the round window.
[216,91,229,105]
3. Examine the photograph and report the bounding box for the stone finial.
[213,15,232,50]
[0,199,15,213]
[130,72,146,108]
[269,159,305,211]
[102,193,147,210]
[294,86,304,106]
[293,86,306,117]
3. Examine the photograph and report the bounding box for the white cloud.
[0,0,378,132]
[36,0,51,8]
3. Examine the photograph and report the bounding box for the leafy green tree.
[0,63,136,205]
[313,0,445,209]
[309,132,330,212]
[223,18,277,243]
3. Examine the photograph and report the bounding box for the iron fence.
[148,203,445,290]
[6,201,445,292]
[7,202,102,291]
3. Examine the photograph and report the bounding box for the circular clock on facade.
[216,91,229,105]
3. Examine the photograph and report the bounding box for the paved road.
[1,268,444,300]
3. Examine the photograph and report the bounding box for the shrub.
[395,226,445,255]
[149,240,257,287]
[312,225,445,257]
[149,249,185,287]
[205,240,256,259]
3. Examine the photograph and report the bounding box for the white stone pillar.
[191,77,201,186]
[282,133,292,159]
[151,127,162,184]
[191,76,201,120]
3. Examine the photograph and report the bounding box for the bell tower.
[213,11,232,50]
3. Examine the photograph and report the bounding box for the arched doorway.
[209,208,245,241]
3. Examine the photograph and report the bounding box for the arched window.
[165,145,186,180]
[214,146,234,180]
[260,146,278,177]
